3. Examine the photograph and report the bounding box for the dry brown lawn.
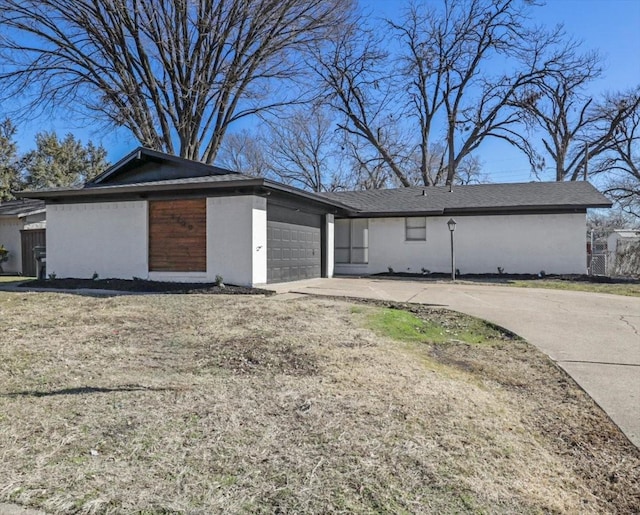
[0,291,638,514]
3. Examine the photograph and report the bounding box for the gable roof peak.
[86,147,238,187]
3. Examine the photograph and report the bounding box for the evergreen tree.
[0,119,21,201]
[23,132,108,189]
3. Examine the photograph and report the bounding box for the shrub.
[0,245,9,273]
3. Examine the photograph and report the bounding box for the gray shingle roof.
[0,199,46,217]
[85,172,257,190]
[14,174,348,211]
[319,181,611,215]
[13,144,611,216]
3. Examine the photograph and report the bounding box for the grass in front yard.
[0,276,33,285]
[509,279,640,297]
[368,307,509,344]
[0,292,638,514]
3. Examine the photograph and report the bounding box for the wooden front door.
[148,199,207,272]
[20,229,46,277]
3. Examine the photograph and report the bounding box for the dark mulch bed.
[372,272,640,284]
[19,278,274,295]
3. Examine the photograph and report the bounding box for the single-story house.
[16,147,611,286]
[0,199,46,276]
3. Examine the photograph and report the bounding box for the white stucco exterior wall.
[47,201,148,279]
[326,215,334,278]
[207,195,266,287]
[0,218,23,274]
[252,199,267,285]
[335,213,587,276]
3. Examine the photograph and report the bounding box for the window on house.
[335,219,369,264]
[405,217,427,241]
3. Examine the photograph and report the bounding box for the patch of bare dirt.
[201,336,321,376]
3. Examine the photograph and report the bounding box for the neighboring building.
[0,199,46,276]
[17,148,611,286]
[607,229,640,277]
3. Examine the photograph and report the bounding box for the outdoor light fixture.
[447,218,457,281]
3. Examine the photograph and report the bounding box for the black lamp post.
[447,218,457,281]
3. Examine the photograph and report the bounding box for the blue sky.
[7,0,640,184]
[366,0,640,183]
[479,0,640,183]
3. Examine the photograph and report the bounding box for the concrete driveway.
[271,277,640,447]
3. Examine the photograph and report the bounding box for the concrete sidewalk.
[271,277,640,447]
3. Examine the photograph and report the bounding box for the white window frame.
[405,217,427,241]
[335,219,369,264]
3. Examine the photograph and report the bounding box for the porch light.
[447,218,457,281]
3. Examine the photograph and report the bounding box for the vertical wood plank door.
[149,199,207,272]
[20,229,46,277]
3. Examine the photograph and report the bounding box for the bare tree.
[217,130,270,177]
[511,62,639,182]
[311,24,414,186]
[0,0,353,164]
[401,143,485,185]
[596,91,640,217]
[261,106,347,191]
[340,136,393,190]
[336,136,484,190]
[312,0,580,187]
[453,155,487,185]
[218,106,348,191]
[588,209,639,233]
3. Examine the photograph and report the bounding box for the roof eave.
[14,180,354,213]
[337,202,611,218]
[15,178,266,200]
[261,180,356,212]
[17,208,47,218]
[0,208,46,218]
[442,203,612,214]
[344,209,444,218]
